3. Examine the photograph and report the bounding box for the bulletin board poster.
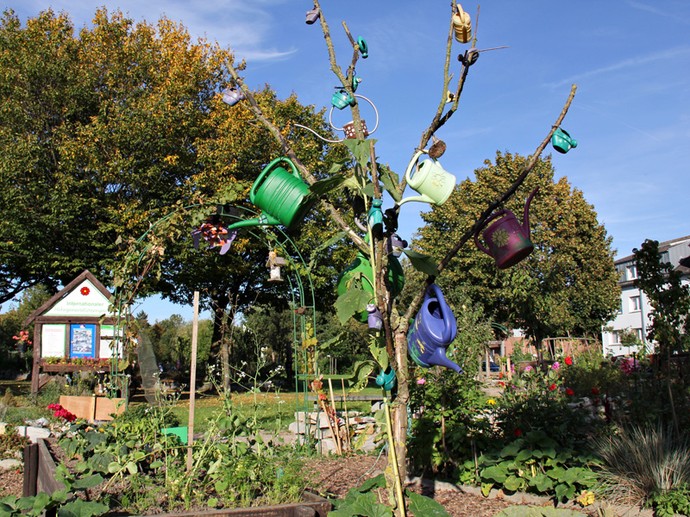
[70,324,96,359]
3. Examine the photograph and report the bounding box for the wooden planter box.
[24,438,331,516]
[59,395,126,422]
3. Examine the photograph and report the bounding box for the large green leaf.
[403,249,438,276]
[481,465,507,483]
[529,473,553,493]
[377,163,401,202]
[406,491,450,516]
[70,473,104,490]
[503,475,524,492]
[347,360,376,391]
[57,498,110,517]
[343,139,374,167]
[334,287,371,324]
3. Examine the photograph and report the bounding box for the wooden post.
[187,291,199,472]
[23,443,38,497]
[506,356,513,380]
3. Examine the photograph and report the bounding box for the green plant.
[0,425,30,459]
[328,474,450,517]
[459,430,599,503]
[646,484,690,517]
[594,423,690,508]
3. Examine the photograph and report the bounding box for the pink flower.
[416,377,426,385]
[565,356,573,366]
[552,361,560,370]
[523,365,533,372]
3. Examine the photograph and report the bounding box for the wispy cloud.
[544,46,690,89]
[627,1,690,25]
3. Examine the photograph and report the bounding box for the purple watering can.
[407,284,462,373]
[474,188,539,269]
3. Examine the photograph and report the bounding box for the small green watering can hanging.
[397,149,457,206]
[551,127,577,154]
[227,157,312,231]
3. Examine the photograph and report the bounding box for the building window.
[618,299,623,314]
[612,331,621,344]
[635,328,644,342]
[630,295,641,312]
[626,264,638,280]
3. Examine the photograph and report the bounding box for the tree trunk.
[392,325,410,482]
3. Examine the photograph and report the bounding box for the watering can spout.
[522,187,539,235]
[226,213,281,231]
[429,348,463,373]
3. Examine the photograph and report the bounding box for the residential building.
[601,235,690,357]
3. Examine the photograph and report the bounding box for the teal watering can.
[228,157,312,231]
[407,284,462,373]
[551,128,577,154]
[336,252,405,322]
[398,150,456,206]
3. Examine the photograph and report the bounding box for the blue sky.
[6,1,690,321]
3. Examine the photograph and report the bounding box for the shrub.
[594,423,690,509]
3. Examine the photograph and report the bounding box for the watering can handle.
[427,284,455,342]
[250,157,298,202]
[522,187,539,235]
[404,149,426,184]
[473,209,508,256]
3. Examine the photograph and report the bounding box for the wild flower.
[416,377,426,385]
[549,383,557,391]
[552,361,560,370]
[523,365,533,372]
[565,387,575,396]
[565,356,573,366]
[487,398,496,406]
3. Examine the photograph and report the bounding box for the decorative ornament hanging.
[551,127,578,154]
[452,4,472,44]
[221,87,245,106]
[305,5,320,24]
[267,250,287,282]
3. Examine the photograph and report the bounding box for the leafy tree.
[417,152,620,356]
[634,239,690,357]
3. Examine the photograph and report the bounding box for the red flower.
[514,428,523,437]
[498,381,506,388]
[565,387,575,396]
[591,387,600,395]
[80,286,90,296]
[548,383,557,391]
[564,356,573,366]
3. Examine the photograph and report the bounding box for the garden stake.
[341,378,352,449]
[383,391,406,516]
[187,290,199,472]
[319,397,342,455]
[328,378,344,453]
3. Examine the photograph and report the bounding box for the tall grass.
[595,423,690,506]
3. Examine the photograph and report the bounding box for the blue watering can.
[407,284,462,373]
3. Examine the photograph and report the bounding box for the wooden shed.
[26,270,123,394]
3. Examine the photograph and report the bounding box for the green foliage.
[0,425,30,459]
[634,239,690,355]
[329,474,450,517]
[460,430,598,503]
[646,485,690,517]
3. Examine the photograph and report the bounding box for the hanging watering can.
[474,188,539,269]
[305,5,320,24]
[367,304,383,332]
[407,284,462,373]
[337,253,405,322]
[551,127,577,154]
[375,367,396,391]
[227,157,312,231]
[398,150,456,206]
[452,4,472,44]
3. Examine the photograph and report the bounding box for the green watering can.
[228,157,312,231]
[336,252,405,322]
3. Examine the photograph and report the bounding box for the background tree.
[417,152,620,357]
[634,239,690,358]
[0,8,225,301]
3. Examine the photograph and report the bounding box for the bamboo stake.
[341,378,352,451]
[328,378,344,453]
[319,398,341,455]
[186,291,199,472]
